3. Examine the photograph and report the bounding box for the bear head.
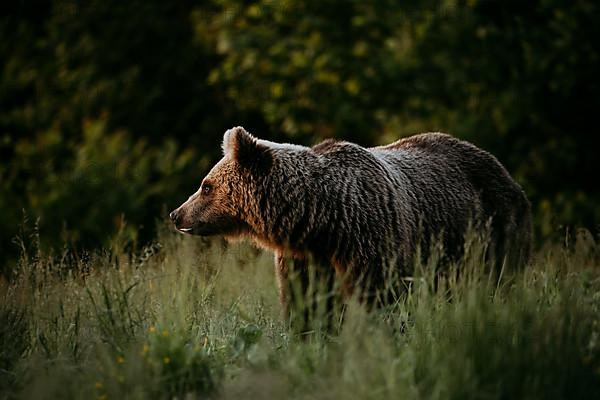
[169,126,272,237]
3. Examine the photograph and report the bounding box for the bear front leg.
[274,251,290,314]
[273,251,311,335]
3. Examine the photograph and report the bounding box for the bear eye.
[201,183,212,195]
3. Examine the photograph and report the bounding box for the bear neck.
[248,148,325,253]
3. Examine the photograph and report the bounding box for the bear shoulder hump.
[311,138,344,154]
[376,132,457,151]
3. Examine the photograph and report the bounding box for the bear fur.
[170,127,532,308]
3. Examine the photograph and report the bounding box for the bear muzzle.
[170,208,216,236]
[169,208,193,233]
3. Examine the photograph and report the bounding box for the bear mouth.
[175,225,210,236]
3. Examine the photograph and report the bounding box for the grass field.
[2,225,600,400]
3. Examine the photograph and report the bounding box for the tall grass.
[1,225,600,399]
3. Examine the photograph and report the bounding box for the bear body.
[170,127,532,307]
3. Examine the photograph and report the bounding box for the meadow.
[2,224,600,400]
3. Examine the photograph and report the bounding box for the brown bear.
[170,126,532,311]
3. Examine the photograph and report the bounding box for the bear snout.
[169,208,183,225]
[169,208,193,233]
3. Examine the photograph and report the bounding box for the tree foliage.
[1,0,599,271]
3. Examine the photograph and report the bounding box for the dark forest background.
[1,0,599,274]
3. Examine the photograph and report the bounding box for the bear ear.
[222,126,272,170]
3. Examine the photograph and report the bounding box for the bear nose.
[169,209,179,223]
